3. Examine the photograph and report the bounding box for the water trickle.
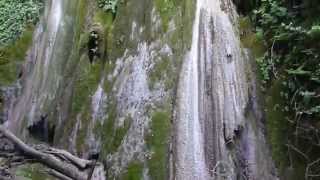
[44,0,62,68]
[91,80,107,122]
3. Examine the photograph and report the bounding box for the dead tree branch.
[0,125,101,180]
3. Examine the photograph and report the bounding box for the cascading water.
[4,0,82,137]
[6,0,63,134]
[175,0,278,179]
[0,0,279,179]
[175,0,209,179]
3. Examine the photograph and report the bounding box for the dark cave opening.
[27,114,55,144]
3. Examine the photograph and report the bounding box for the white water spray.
[175,0,210,179]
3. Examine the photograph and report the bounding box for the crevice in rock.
[27,114,55,144]
[88,31,101,63]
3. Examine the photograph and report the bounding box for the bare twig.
[305,158,320,180]
[269,40,278,79]
[286,143,309,161]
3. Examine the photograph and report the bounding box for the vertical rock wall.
[174,0,278,179]
[3,0,196,179]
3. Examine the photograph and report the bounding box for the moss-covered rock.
[15,164,52,180]
[121,161,144,180]
[146,111,171,180]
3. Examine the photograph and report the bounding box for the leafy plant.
[0,0,43,46]
[97,0,118,14]
[253,0,320,119]
[252,0,320,176]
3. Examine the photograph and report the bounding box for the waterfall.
[5,0,79,136]
[175,0,209,179]
[175,0,278,179]
[6,0,63,133]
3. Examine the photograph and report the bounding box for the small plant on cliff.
[97,0,118,13]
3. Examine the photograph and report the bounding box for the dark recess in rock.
[27,114,55,144]
[88,31,101,63]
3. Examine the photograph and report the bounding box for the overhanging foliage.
[0,0,42,47]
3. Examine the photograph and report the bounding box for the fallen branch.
[0,125,99,180]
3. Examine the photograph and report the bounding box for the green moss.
[61,53,103,151]
[94,10,114,30]
[265,79,289,171]
[15,164,52,180]
[154,0,175,32]
[148,57,175,90]
[56,0,91,147]
[121,162,144,180]
[77,0,87,28]
[93,9,115,56]
[61,1,117,153]
[169,0,195,50]
[100,100,116,154]
[239,17,265,58]
[113,116,131,149]
[94,99,130,156]
[146,111,171,180]
[74,61,103,148]
[74,59,103,113]
[0,27,34,85]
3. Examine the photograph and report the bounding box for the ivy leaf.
[286,66,311,75]
[307,25,320,38]
[305,106,320,115]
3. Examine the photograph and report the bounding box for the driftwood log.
[0,125,101,180]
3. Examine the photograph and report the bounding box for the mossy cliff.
[2,0,196,179]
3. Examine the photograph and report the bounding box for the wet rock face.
[0,91,4,124]
[1,0,278,179]
[86,0,196,178]
[2,0,194,179]
[1,86,20,126]
[175,0,278,180]
[5,0,81,136]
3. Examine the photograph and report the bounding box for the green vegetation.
[97,0,118,14]
[154,0,175,31]
[90,4,126,156]
[148,57,176,90]
[243,0,320,178]
[0,0,42,46]
[0,28,34,85]
[239,17,265,58]
[146,111,171,180]
[67,58,103,151]
[94,101,130,156]
[0,0,42,85]
[265,79,289,170]
[121,162,144,180]
[15,164,52,180]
